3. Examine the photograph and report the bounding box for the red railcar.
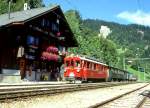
[64,55,109,82]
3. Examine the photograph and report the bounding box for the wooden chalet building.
[0,5,78,82]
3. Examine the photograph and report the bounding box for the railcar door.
[81,61,88,81]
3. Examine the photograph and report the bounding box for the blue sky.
[43,0,150,26]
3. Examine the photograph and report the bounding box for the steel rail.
[0,82,133,102]
[135,97,147,108]
[0,82,68,87]
[0,82,123,87]
[88,83,149,108]
[0,82,131,92]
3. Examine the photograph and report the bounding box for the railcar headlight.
[69,72,75,77]
[77,69,80,72]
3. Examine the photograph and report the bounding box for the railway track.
[138,97,150,108]
[0,82,68,87]
[88,83,150,108]
[0,81,130,87]
[135,90,150,108]
[0,82,134,102]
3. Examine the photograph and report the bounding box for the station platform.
[0,81,68,86]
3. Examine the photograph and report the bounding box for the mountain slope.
[83,19,150,58]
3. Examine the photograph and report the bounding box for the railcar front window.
[65,61,70,67]
[71,60,74,66]
[75,61,80,67]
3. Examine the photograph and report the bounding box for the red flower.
[57,32,61,36]
[46,46,58,53]
[41,52,58,61]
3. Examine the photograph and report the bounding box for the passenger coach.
[64,55,137,82]
[64,55,109,82]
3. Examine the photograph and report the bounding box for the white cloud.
[117,10,150,26]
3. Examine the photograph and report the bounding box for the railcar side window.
[87,62,90,68]
[94,64,96,70]
[84,61,87,68]
[81,60,84,68]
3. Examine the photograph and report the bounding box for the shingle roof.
[0,5,78,46]
[0,5,59,27]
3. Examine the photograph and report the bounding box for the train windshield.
[75,60,80,67]
[65,59,80,67]
[71,60,74,66]
[65,59,74,67]
[65,61,70,67]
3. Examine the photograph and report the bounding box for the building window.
[52,22,58,32]
[1,48,18,69]
[27,35,39,46]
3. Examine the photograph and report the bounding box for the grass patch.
[127,66,150,82]
[117,48,126,54]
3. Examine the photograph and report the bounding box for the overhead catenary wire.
[136,0,149,81]
[65,0,79,11]
[137,0,142,11]
[62,0,88,19]
[137,0,145,26]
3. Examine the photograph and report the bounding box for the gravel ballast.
[0,83,147,108]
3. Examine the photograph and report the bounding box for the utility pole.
[8,0,12,19]
[137,48,140,81]
[123,57,126,70]
[8,0,16,19]
[144,66,145,81]
[144,63,148,81]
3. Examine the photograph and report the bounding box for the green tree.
[83,19,150,70]
[27,0,44,8]
[65,10,118,66]
[65,10,85,54]
[98,36,118,65]
[0,0,44,15]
